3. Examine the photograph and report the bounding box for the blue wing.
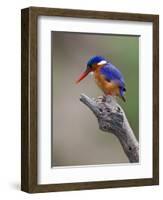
[100,62,126,90]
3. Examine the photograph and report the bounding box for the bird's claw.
[96,95,106,103]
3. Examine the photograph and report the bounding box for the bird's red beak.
[76,68,92,84]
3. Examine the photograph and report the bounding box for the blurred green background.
[52,31,139,166]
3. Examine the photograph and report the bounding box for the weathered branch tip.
[79,94,139,163]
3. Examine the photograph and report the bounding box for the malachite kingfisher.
[76,56,126,102]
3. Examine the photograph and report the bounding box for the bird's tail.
[119,87,126,102]
[120,95,126,102]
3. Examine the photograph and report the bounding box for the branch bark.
[80,94,139,163]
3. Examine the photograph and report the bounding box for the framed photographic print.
[21,7,159,193]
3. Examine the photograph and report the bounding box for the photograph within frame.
[51,31,139,167]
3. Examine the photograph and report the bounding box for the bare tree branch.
[80,94,139,163]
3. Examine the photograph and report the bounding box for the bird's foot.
[105,94,117,104]
[96,95,106,103]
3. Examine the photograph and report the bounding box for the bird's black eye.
[87,64,92,70]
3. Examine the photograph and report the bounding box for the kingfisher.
[76,56,126,102]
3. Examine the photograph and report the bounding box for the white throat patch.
[97,60,107,66]
[89,71,94,76]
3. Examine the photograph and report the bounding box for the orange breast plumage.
[94,68,120,96]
